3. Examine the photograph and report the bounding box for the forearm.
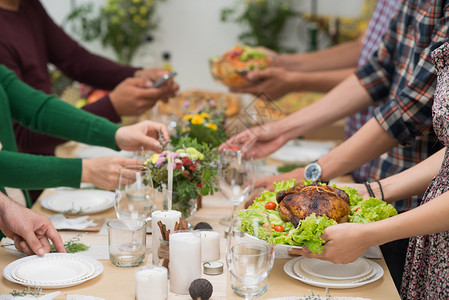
[2,68,120,149]
[0,192,10,216]
[290,68,356,93]
[371,148,446,203]
[277,38,362,72]
[319,118,397,182]
[273,74,373,140]
[365,190,449,246]
[0,151,81,190]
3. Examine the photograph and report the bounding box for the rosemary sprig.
[300,289,331,300]
[50,232,90,253]
[10,287,44,296]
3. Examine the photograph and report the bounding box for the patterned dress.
[400,42,449,299]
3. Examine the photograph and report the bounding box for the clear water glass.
[226,210,274,299]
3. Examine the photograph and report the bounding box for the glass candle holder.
[151,210,182,265]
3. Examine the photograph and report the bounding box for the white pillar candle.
[151,210,182,264]
[199,230,220,262]
[169,231,201,294]
[135,265,168,300]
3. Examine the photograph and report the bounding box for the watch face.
[305,163,321,182]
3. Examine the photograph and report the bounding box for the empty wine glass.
[115,165,155,252]
[218,146,255,224]
[115,165,155,222]
[226,209,275,299]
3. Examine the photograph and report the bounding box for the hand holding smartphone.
[150,72,177,89]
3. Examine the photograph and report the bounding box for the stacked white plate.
[2,253,103,289]
[284,257,383,289]
[41,190,115,215]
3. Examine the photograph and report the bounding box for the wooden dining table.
[0,188,400,300]
[0,142,401,299]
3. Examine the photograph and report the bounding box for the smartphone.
[150,72,177,88]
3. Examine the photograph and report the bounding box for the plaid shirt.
[346,0,400,182]
[354,0,449,213]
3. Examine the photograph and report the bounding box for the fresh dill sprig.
[300,289,331,300]
[10,287,44,296]
[50,232,90,253]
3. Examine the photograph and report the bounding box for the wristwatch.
[304,161,322,182]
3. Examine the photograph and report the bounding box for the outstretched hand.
[219,123,287,159]
[229,67,295,100]
[115,120,170,153]
[0,193,65,255]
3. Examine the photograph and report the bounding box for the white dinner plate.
[2,253,103,289]
[41,190,115,215]
[300,257,372,280]
[294,260,376,285]
[283,257,383,289]
[11,256,95,284]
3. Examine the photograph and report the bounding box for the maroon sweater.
[0,0,138,156]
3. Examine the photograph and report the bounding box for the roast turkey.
[276,183,350,227]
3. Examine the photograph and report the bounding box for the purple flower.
[182,100,190,108]
[170,152,180,159]
[156,157,166,166]
[196,104,204,112]
[166,163,176,170]
[209,99,216,106]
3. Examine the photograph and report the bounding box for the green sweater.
[0,65,121,207]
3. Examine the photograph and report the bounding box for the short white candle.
[135,265,168,300]
[199,230,220,262]
[151,210,182,265]
[169,231,201,294]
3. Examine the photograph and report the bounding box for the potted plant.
[65,0,163,64]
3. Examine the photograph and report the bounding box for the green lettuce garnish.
[290,214,337,254]
[350,197,398,223]
[237,209,273,243]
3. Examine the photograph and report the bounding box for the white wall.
[41,0,363,92]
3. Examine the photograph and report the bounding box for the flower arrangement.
[144,137,218,218]
[172,99,227,148]
[65,0,163,64]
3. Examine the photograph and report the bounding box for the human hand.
[81,157,143,190]
[115,120,170,153]
[229,67,295,100]
[109,77,164,116]
[292,223,373,264]
[218,123,287,159]
[254,168,304,191]
[0,193,65,255]
[134,68,179,102]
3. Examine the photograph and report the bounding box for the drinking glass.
[115,165,155,222]
[226,210,274,299]
[218,146,255,224]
